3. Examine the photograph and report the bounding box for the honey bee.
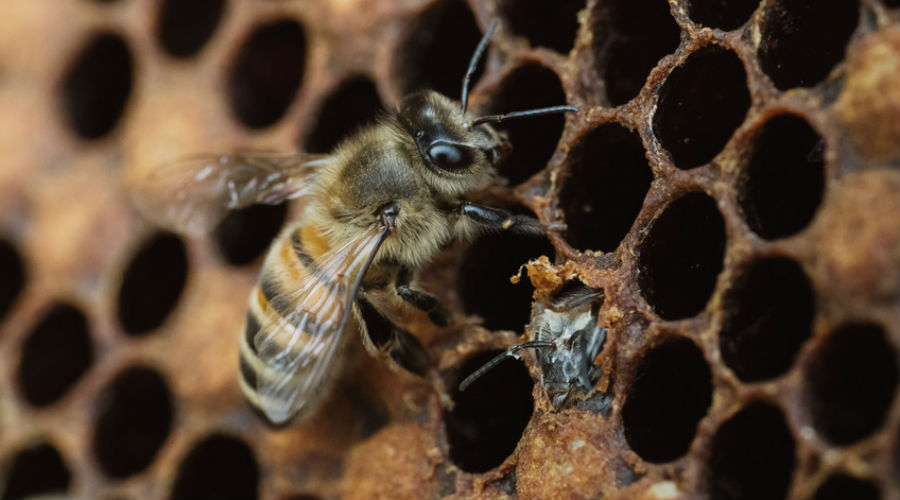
[460,283,607,409]
[132,20,577,426]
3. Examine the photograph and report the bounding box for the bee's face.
[398,91,510,194]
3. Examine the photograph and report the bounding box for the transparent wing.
[252,223,389,424]
[131,152,332,236]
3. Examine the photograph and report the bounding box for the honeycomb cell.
[805,323,899,445]
[560,123,652,253]
[0,239,25,321]
[213,203,287,266]
[445,350,534,473]
[637,192,726,320]
[0,442,70,500]
[737,114,825,240]
[170,434,259,500]
[687,0,759,31]
[457,229,554,332]
[653,47,750,169]
[156,0,225,58]
[92,366,173,479]
[395,0,482,97]
[498,0,582,54]
[758,0,860,89]
[719,257,814,382]
[303,75,383,154]
[705,402,795,499]
[116,232,188,335]
[60,32,133,139]
[228,19,306,129]
[17,304,93,407]
[591,0,681,105]
[622,337,712,463]
[486,64,568,185]
[813,473,881,500]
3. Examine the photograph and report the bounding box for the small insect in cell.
[131,20,578,426]
[460,284,607,410]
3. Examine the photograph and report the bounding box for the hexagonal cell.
[622,337,712,463]
[719,257,814,382]
[805,323,899,445]
[170,433,259,500]
[498,0,582,54]
[116,232,188,335]
[445,350,534,473]
[92,366,173,479]
[560,123,652,253]
[213,203,287,266]
[0,238,25,321]
[737,114,825,240]
[0,442,70,499]
[17,303,93,407]
[590,0,681,105]
[228,19,306,129]
[812,473,881,500]
[457,229,555,332]
[687,0,759,31]
[637,192,726,320]
[60,32,133,139]
[758,0,860,89]
[302,75,383,154]
[485,64,568,185]
[156,0,225,58]
[652,46,751,169]
[394,0,482,98]
[705,402,795,499]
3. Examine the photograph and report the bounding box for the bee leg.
[458,202,544,235]
[395,267,449,327]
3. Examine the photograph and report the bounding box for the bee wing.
[132,153,332,236]
[252,223,389,424]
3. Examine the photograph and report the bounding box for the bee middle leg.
[395,267,449,327]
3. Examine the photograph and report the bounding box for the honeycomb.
[0,0,898,498]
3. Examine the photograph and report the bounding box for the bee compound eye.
[426,142,467,170]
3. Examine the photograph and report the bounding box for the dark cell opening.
[228,19,306,129]
[157,0,225,58]
[637,192,726,320]
[805,323,899,445]
[213,203,287,266]
[486,65,569,185]
[498,0,582,53]
[737,114,825,240]
[813,473,881,500]
[653,47,750,169]
[0,239,25,321]
[885,0,900,7]
[60,32,133,139]
[395,0,483,97]
[1,443,70,500]
[457,228,555,332]
[687,0,759,31]
[560,123,652,252]
[303,75,383,154]
[622,337,712,462]
[117,232,188,335]
[92,366,173,479]
[445,350,534,473]
[17,304,93,407]
[720,257,814,382]
[591,0,681,105]
[170,434,259,500]
[758,0,860,89]
[706,402,795,499]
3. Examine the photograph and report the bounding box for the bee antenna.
[461,19,499,113]
[458,341,553,392]
[468,106,579,128]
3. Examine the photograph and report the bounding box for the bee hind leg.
[395,267,449,327]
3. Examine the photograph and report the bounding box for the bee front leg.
[395,267,449,327]
[458,202,547,235]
